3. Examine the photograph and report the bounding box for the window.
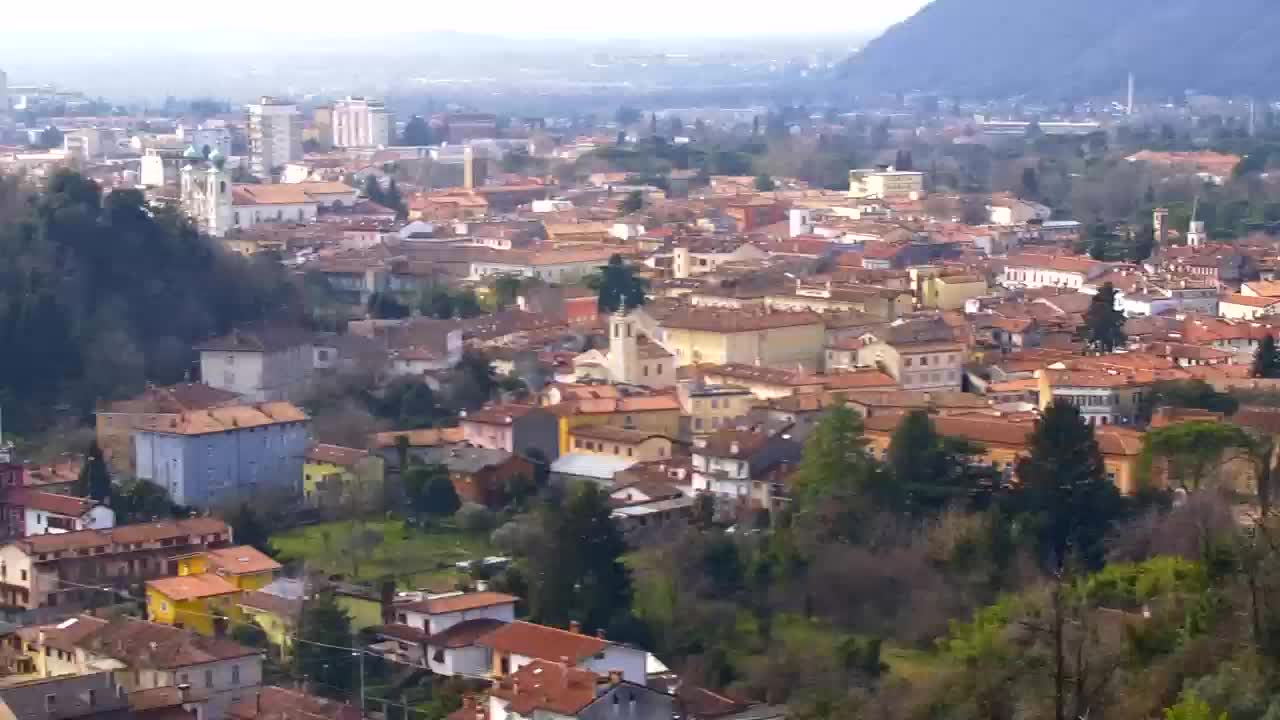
[904,357,912,367]
[205,669,214,687]
[232,665,240,684]
[87,689,95,706]
[920,356,928,366]
[45,694,56,712]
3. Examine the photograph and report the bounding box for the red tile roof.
[477,621,608,662]
[397,591,518,616]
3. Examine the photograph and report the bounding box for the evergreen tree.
[227,502,275,555]
[362,175,383,205]
[1253,334,1280,378]
[1020,166,1040,199]
[619,190,644,214]
[1130,224,1155,262]
[592,254,648,314]
[887,410,988,513]
[753,174,777,192]
[75,440,111,503]
[894,149,914,172]
[1084,282,1126,352]
[404,463,460,519]
[385,178,404,218]
[527,484,633,636]
[791,404,884,541]
[294,592,356,698]
[1014,400,1124,571]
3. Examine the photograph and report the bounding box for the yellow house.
[567,425,675,462]
[180,545,282,592]
[659,309,827,370]
[925,274,990,311]
[304,443,385,508]
[334,584,385,630]
[676,381,757,435]
[550,395,683,456]
[146,574,241,636]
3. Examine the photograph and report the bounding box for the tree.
[112,478,181,524]
[445,351,498,412]
[227,502,275,555]
[1014,400,1124,571]
[400,115,433,146]
[1143,420,1253,491]
[1084,283,1126,352]
[593,254,648,314]
[384,178,404,219]
[887,410,989,513]
[1253,334,1280,378]
[1164,691,1226,720]
[75,440,111,502]
[1138,380,1238,423]
[491,275,522,311]
[362,175,383,205]
[527,484,634,636]
[37,126,64,149]
[404,463,460,519]
[1130,224,1155,262]
[753,174,776,192]
[294,592,356,699]
[365,291,409,319]
[790,404,884,542]
[1021,166,1040,199]
[894,149,914,172]
[619,190,644,214]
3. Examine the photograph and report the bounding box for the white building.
[848,167,925,200]
[332,97,391,148]
[246,97,302,179]
[195,327,316,402]
[988,198,1051,226]
[178,125,232,159]
[13,489,114,536]
[1000,253,1109,290]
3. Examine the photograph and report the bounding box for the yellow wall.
[561,410,682,454]
[146,587,239,637]
[242,606,294,660]
[304,461,344,506]
[568,435,672,461]
[664,323,825,369]
[931,279,989,311]
[686,393,756,434]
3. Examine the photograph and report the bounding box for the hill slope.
[840,0,1280,98]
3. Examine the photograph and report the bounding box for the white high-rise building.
[246,97,302,179]
[332,97,391,148]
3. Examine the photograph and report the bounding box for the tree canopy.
[1084,283,1127,352]
[592,254,649,314]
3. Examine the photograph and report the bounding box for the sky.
[0,0,931,39]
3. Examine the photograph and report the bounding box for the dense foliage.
[0,171,299,432]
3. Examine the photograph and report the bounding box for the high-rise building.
[246,96,302,179]
[332,96,391,148]
[0,68,7,111]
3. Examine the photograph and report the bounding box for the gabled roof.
[204,545,282,575]
[15,517,230,555]
[305,443,369,468]
[3,488,94,517]
[476,620,608,662]
[133,402,308,436]
[228,686,361,720]
[397,591,517,616]
[146,573,239,601]
[79,616,258,669]
[103,383,241,415]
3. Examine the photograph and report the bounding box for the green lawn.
[271,519,494,591]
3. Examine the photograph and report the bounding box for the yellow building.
[659,309,827,370]
[551,395,683,456]
[567,425,674,462]
[180,545,282,592]
[334,585,385,630]
[677,381,756,435]
[303,443,385,508]
[146,573,241,636]
[916,273,990,311]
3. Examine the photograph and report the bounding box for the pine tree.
[527,484,633,636]
[404,464,460,519]
[227,502,275,555]
[1253,334,1280,378]
[1084,283,1126,352]
[75,441,112,503]
[385,178,404,218]
[294,592,356,698]
[887,410,988,513]
[362,175,383,205]
[593,254,648,314]
[1014,400,1124,571]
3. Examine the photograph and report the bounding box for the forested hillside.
[841,0,1280,98]
[0,172,299,433]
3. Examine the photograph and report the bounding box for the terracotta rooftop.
[569,424,670,444]
[103,383,241,415]
[305,443,369,468]
[370,427,466,448]
[459,404,542,426]
[477,621,609,662]
[132,402,308,436]
[228,686,362,720]
[146,573,240,601]
[3,488,94,517]
[662,309,823,333]
[16,517,230,556]
[238,590,303,620]
[490,660,600,716]
[426,617,508,649]
[79,616,258,670]
[204,545,282,575]
[693,429,770,459]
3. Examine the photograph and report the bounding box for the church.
[573,311,677,388]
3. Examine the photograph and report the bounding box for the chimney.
[569,620,582,634]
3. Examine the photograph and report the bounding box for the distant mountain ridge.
[840,0,1280,99]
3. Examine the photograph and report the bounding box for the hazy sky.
[2,0,931,38]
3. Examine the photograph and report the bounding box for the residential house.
[228,686,360,720]
[689,364,825,399]
[369,428,468,477]
[96,383,241,477]
[132,403,309,510]
[987,196,1051,226]
[195,328,316,403]
[486,660,674,720]
[384,591,517,677]
[550,395,683,456]
[408,448,535,508]
[477,621,647,682]
[1000,254,1110,290]
[0,518,232,609]
[235,578,305,661]
[857,340,965,391]
[567,426,674,462]
[3,489,114,538]
[1037,369,1157,426]
[470,247,630,284]
[659,309,826,370]
[146,573,241,636]
[302,444,385,509]
[915,273,990,311]
[70,616,261,720]
[0,671,130,720]
[690,429,802,516]
[459,405,560,462]
[1219,292,1280,320]
[676,381,756,437]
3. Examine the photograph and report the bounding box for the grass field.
[271,518,494,590]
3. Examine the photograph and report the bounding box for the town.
[3,11,1280,720]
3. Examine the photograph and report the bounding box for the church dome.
[208,148,226,168]
[182,144,201,160]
